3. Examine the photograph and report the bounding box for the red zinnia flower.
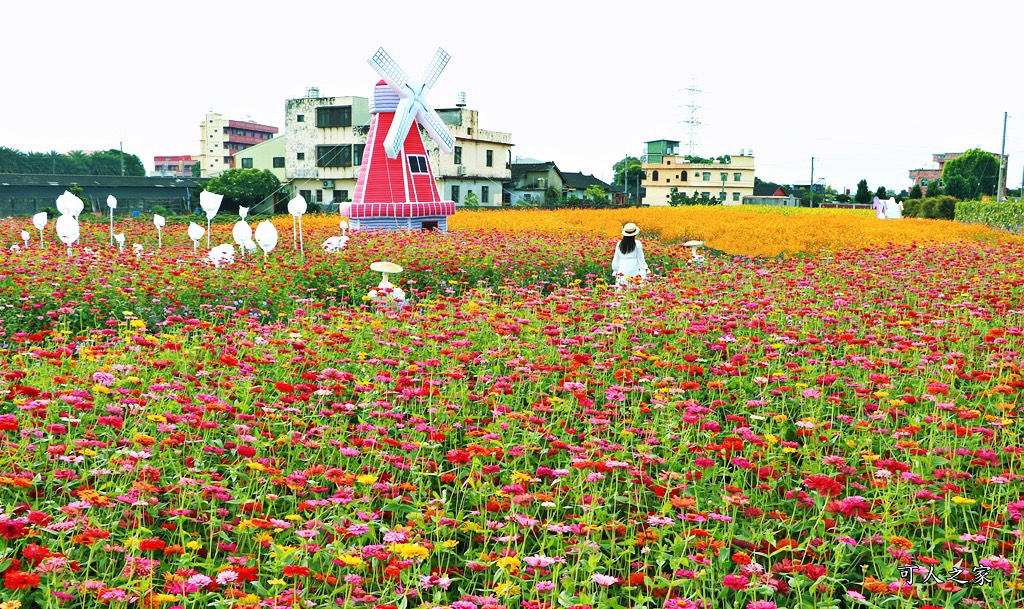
[4,569,41,590]
[282,565,310,578]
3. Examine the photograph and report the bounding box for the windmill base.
[349,216,449,232]
[340,201,454,232]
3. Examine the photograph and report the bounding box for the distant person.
[612,223,649,287]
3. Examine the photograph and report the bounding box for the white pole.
[206,219,211,248]
[39,229,44,248]
[109,210,114,246]
[298,216,304,256]
[157,228,162,249]
[292,215,297,250]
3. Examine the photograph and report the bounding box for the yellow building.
[196,112,279,176]
[641,140,755,206]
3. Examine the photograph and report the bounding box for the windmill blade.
[417,106,456,154]
[420,48,450,93]
[368,47,411,95]
[383,97,419,159]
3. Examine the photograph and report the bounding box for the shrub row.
[954,199,1024,234]
[902,195,956,219]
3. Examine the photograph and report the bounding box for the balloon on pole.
[55,214,80,259]
[32,212,47,247]
[254,220,278,260]
[114,232,126,253]
[188,222,205,254]
[107,195,117,246]
[153,214,166,249]
[199,191,223,248]
[288,195,307,255]
[232,221,253,258]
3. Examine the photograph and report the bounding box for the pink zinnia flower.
[591,573,617,586]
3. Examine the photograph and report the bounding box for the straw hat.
[621,223,640,237]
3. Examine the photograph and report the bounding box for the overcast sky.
[3,0,1022,194]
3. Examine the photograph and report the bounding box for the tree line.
[0,146,146,177]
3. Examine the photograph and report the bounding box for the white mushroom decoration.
[187,222,205,253]
[684,240,706,264]
[368,261,406,303]
[114,232,126,253]
[20,230,29,249]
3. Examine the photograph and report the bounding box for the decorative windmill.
[341,47,457,231]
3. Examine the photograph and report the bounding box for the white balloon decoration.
[199,191,223,247]
[254,220,278,259]
[188,222,205,253]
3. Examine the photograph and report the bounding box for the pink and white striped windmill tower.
[341,47,456,231]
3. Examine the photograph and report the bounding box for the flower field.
[0,211,1022,609]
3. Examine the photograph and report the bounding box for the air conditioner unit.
[456,166,466,176]
[323,180,335,189]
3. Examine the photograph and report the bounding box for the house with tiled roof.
[505,161,565,205]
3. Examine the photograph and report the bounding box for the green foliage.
[925,181,942,196]
[955,199,1024,233]
[152,205,168,216]
[875,186,887,198]
[908,184,923,199]
[544,186,561,207]
[612,156,645,187]
[854,179,871,204]
[0,146,145,176]
[682,154,732,165]
[904,195,957,219]
[835,193,852,203]
[669,190,720,207]
[463,191,480,208]
[191,163,201,178]
[942,148,1000,200]
[203,168,281,208]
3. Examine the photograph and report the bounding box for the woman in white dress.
[612,223,649,287]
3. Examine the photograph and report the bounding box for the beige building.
[641,139,755,206]
[283,89,371,204]
[196,112,279,177]
[430,103,512,207]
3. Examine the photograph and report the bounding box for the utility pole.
[997,112,1007,202]
[809,157,815,207]
[120,141,125,177]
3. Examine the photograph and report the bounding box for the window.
[315,189,322,203]
[486,150,493,167]
[273,157,285,168]
[297,115,305,122]
[317,145,352,168]
[720,172,728,182]
[701,192,710,199]
[451,185,460,202]
[316,106,352,128]
[421,220,439,231]
[297,152,305,160]
[299,189,311,202]
[454,146,462,164]
[333,189,349,202]
[503,192,512,204]
[734,172,742,182]
[354,144,365,166]
[652,170,659,181]
[481,185,489,204]
[702,172,711,181]
[241,157,253,169]
[680,170,687,181]
[732,192,740,201]
[408,155,429,173]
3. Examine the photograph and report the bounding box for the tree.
[875,186,887,198]
[854,180,871,204]
[463,191,480,208]
[612,156,645,188]
[584,185,608,204]
[203,168,281,209]
[191,163,201,178]
[941,148,1000,200]
[925,180,942,197]
[908,183,923,199]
